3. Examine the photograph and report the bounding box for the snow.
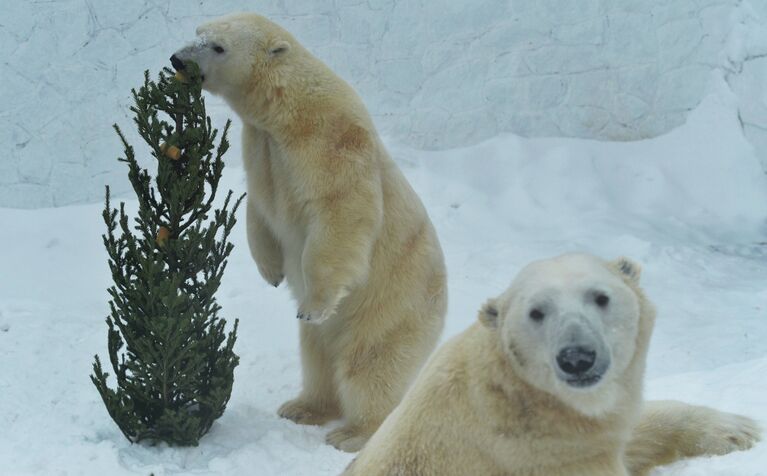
[2,0,767,473]
[3,0,767,207]
[1,71,767,474]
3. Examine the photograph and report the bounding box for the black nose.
[170,54,186,71]
[556,346,596,375]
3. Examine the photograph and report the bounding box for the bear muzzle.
[169,53,205,83]
[557,346,596,375]
[553,321,611,388]
[170,54,186,71]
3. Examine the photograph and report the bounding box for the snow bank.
[1,67,766,474]
[2,0,767,208]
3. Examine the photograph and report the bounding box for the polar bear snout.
[555,343,610,388]
[552,323,611,388]
[170,49,207,84]
[170,54,186,71]
[549,316,612,388]
[557,346,596,376]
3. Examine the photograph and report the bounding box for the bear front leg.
[297,188,382,324]
[624,400,761,476]
[246,199,284,287]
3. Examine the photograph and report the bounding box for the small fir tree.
[91,64,244,446]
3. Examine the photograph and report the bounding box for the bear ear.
[268,39,291,58]
[479,298,501,329]
[610,257,642,284]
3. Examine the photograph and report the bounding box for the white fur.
[173,13,447,452]
[345,254,760,475]
[493,254,641,416]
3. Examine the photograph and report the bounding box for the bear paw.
[695,410,761,456]
[297,293,344,324]
[257,264,284,288]
[296,308,336,324]
[326,424,371,453]
[278,398,338,426]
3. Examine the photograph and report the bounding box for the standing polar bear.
[345,254,760,475]
[171,13,447,451]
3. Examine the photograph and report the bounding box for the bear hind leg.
[327,361,401,452]
[328,322,439,452]
[278,324,341,425]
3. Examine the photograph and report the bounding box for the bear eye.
[595,293,609,308]
[529,309,545,322]
[212,45,225,54]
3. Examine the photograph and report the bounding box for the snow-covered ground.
[1,76,766,474]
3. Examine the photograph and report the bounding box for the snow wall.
[2,0,767,208]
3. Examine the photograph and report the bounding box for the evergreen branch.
[92,63,241,446]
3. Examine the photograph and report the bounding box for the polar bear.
[170,13,447,451]
[344,254,760,475]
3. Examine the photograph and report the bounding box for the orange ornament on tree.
[156,226,171,247]
[159,143,182,161]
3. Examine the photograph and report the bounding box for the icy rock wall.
[1,0,765,208]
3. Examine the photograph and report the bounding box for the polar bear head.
[170,13,299,107]
[479,253,654,416]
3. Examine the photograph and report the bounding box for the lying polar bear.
[344,254,760,475]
